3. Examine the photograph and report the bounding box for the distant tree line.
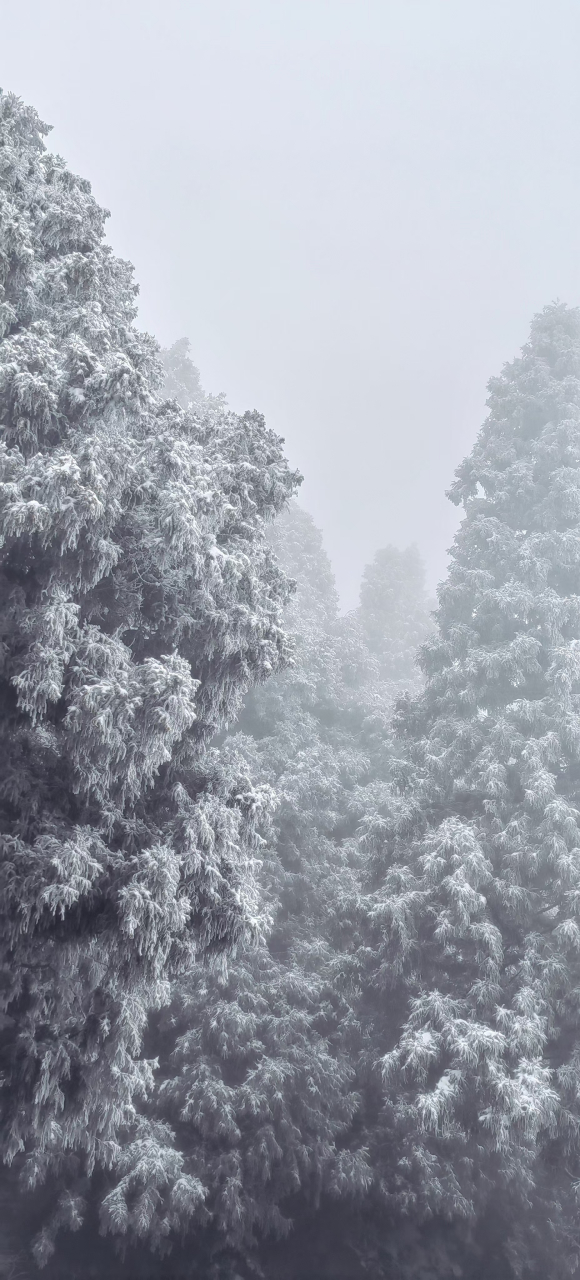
[2,89,580,1280]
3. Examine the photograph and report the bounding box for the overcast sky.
[3,1,580,605]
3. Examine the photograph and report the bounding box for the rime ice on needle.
[359,303,580,1277]
[0,90,299,1262]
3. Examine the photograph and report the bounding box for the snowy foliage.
[358,543,434,692]
[95,505,378,1272]
[160,338,225,414]
[0,88,299,1246]
[357,303,580,1278]
[7,83,580,1280]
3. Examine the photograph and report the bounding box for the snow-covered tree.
[358,543,434,692]
[159,338,224,413]
[67,504,440,1280]
[160,338,204,407]
[357,303,580,1279]
[0,88,299,1255]
[92,504,375,1275]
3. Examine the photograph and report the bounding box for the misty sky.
[3,1,580,606]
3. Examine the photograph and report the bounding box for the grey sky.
[3,0,580,606]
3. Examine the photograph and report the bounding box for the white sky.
[3,0,580,605]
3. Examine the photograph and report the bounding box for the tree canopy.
[0,88,299,1260]
[357,302,580,1279]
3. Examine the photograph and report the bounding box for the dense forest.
[3,88,580,1280]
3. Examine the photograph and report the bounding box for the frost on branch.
[358,304,580,1278]
[0,89,300,1216]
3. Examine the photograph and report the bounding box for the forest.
[2,87,580,1280]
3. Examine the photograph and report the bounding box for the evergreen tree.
[96,503,375,1275]
[160,338,225,413]
[358,543,434,692]
[356,303,580,1279]
[0,89,299,1261]
[80,505,440,1280]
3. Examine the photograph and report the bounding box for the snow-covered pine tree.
[159,338,225,413]
[357,303,580,1279]
[0,88,299,1252]
[358,543,434,692]
[94,504,375,1274]
[22,505,440,1280]
[160,339,204,408]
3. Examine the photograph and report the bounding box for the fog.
[3,0,580,605]
[6,16,580,1277]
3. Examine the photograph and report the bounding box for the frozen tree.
[50,507,439,1280]
[0,89,299,1261]
[358,543,434,692]
[93,504,375,1275]
[160,339,204,407]
[357,303,580,1279]
[159,338,225,413]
